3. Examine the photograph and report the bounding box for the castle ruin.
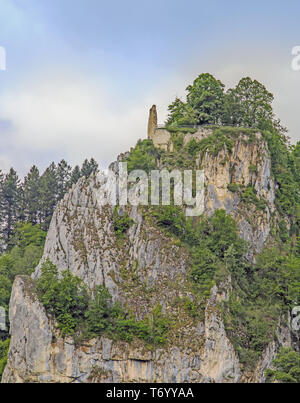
[147,105,213,151]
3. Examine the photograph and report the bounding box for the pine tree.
[69,165,81,187]
[57,159,71,201]
[0,170,5,252]
[81,158,99,178]
[166,73,225,126]
[23,166,40,224]
[223,77,274,129]
[185,73,225,125]
[1,168,20,248]
[39,163,58,231]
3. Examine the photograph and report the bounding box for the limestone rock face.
[2,277,241,383]
[33,174,120,301]
[201,132,276,257]
[2,131,293,383]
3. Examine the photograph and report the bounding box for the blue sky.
[0,0,300,174]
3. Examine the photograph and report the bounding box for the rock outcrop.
[2,130,295,383]
[147,105,157,141]
[201,132,276,257]
[3,276,242,383]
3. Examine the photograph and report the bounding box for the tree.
[0,338,10,380]
[125,139,159,173]
[223,77,274,129]
[81,158,99,179]
[85,285,112,336]
[166,97,189,126]
[1,169,20,248]
[265,348,300,383]
[166,73,225,126]
[56,159,71,200]
[69,165,81,187]
[290,141,300,186]
[186,73,225,125]
[37,260,89,336]
[39,163,58,230]
[0,223,46,342]
[208,209,246,259]
[0,170,5,251]
[23,165,40,224]
[10,222,46,251]
[222,87,241,126]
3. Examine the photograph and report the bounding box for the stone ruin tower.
[147,105,157,140]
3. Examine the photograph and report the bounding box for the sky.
[0,0,300,175]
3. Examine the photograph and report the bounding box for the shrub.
[227,183,241,193]
[113,208,134,239]
[36,260,89,336]
[125,139,160,173]
[152,206,186,239]
[208,209,246,259]
[36,261,170,345]
[265,348,300,383]
[249,164,258,174]
[241,185,267,210]
[0,223,46,339]
[186,138,199,156]
[85,285,113,337]
[189,246,219,297]
[0,338,10,381]
[171,133,184,151]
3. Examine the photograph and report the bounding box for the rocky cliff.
[2,129,296,383]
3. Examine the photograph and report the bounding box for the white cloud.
[0,71,150,173]
[0,45,299,176]
[0,154,14,173]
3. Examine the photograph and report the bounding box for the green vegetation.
[0,158,99,240]
[36,260,170,346]
[263,130,300,221]
[112,208,135,239]
[186,128,234,157]
[36,260,89,337]
[125,139,161,173]
[0,223,46,380]
[0,223,46,337]
[170,132,184,152]
[168,127,197,134]
[151,205,300,368]
[0,338,9,380]
[265,348,300,383]
[109,304,171,345]
[249,164,258,174]
[222,247,300,367]
[227,183,241,193]
[185,126,256,158]
[167,73,225,126]
[152,205,188,240]
[152,206,246,302]
[240,185,267,211]
[166,73,279,131]
[227,183,267,211]
[1,72,300,377]
[164,73,300,233]
[223,77,275,128]
[0,157,99,380]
